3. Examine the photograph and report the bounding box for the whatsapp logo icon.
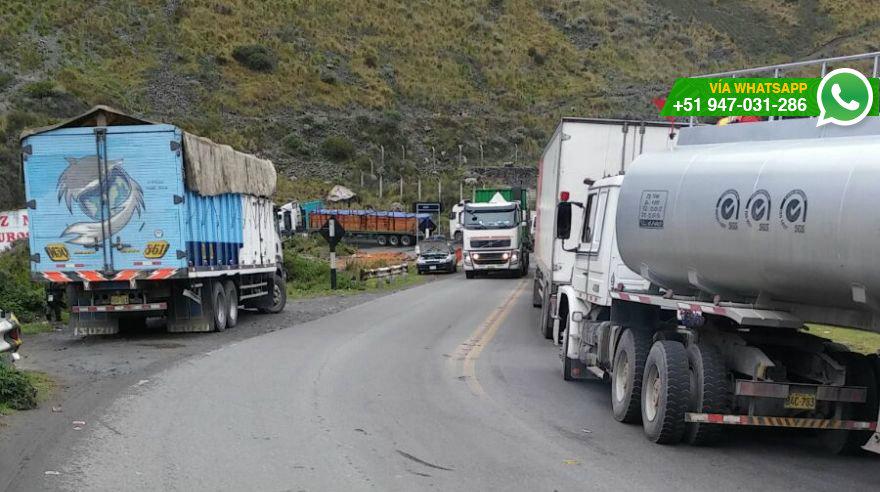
[817,68,873,127]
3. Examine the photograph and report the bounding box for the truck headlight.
[510,251,519,263]
[471,253,480,260]
[501,252,510,260]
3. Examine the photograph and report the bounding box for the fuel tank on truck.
[616,118,880,332]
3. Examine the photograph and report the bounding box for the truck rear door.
[24,124,186,277]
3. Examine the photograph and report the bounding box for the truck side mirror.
[556,202,572,239]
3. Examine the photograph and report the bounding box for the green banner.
[660,77,880,119]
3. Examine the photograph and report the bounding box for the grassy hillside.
[2,0,879,210]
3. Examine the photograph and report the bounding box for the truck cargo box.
[21,106,279,282]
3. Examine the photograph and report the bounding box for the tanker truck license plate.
[784,392,816,410]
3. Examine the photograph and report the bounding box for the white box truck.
[533,118,678,339]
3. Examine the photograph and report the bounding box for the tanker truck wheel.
[611,328,650,423]
[821,353,878,454]
[684,343,729,446]
[641,340,689,444]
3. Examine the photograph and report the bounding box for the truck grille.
[473,252,508,265]
[470,239,511,248]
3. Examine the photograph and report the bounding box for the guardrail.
[0,310,23,361]
[359,263,409,282]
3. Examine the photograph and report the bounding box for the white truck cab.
[461,196,528,278]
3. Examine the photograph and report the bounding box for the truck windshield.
[463,208,517,229]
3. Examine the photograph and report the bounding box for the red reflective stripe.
[147,268,177,280]
[113,270,138,281]
[78,271,106,282]
[43,272,71,283]
[707,414,724,423]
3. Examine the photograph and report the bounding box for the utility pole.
[514,143,519,165]
[458,144,463,168]
[459,181,463,202]
[379,173,383,199]
[438,178,442,201]
[399,176,403,200]
[418,178,422,200]
[478,140,484,167]
[360,171,364,187]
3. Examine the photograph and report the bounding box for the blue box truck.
[20,106,286,335]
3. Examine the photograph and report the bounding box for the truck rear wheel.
[389,235,400,246]
[611,328,650,423]
[641,340,689,444]
[224,280,239,329]
[211,281,228,332]
[377,235,388,246]
[538,293,552,339]
[532,278,542,308]
[400,235,413,247]
[821,353,878,454]
[684,343,729,446]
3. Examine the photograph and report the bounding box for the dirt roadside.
[0,278,437,490]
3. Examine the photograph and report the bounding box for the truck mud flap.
[166,282,212,333]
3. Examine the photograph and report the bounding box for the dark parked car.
[416,237,457,274]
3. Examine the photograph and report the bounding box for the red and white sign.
[0,209,28,253]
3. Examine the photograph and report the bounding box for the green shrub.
[231,44,277,72]
[282,133,306,154]
[0,241,45,323]
[0,364,38,411]
[22,80,58,99]
[283,253,357,292]
[0,71,13,90]
[321,135,355,162]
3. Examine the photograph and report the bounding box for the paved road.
[10,274,877,491]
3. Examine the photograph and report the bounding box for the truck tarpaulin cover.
[326,185,356,202]
[310,209,435,233]
[21,106,277,198]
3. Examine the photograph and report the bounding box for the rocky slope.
[1,0,879,210]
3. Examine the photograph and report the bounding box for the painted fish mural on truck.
[56,155,144,249]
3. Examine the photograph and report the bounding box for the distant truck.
[448,200,468,242]
[533,118,678,339]
[277,199,323,236]
[22,106,287,335]
[551,117,880,453]
[308,209,433,247]
[462,187,530,278]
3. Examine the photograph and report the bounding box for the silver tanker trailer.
[551,116,880,454]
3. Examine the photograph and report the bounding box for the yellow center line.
[458,279,527,396]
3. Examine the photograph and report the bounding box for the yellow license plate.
[110,294,129,306]
[785,392,817,410]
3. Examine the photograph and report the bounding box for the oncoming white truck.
[533,118,678,339]
[551,117,880,453]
